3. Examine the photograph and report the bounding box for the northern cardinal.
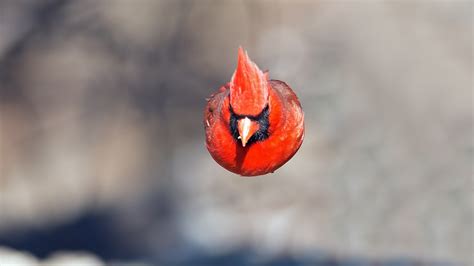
[204,47,304,176]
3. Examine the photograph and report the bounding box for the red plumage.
[204,47,304,176]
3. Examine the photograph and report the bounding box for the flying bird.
[204,47,304,176]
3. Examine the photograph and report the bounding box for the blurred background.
[0,0,472,265]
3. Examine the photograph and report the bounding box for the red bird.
[204,47,304,176]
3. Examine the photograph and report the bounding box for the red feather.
[204,47,304,176]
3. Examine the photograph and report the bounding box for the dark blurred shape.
[0,211,139,260]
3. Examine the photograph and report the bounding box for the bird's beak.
[237,117,259,147]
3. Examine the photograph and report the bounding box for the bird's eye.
[229,104,269,121]
[228,104,269,145]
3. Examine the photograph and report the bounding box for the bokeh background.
[0,0,472,265]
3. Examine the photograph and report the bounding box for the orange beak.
[237,117,259,147]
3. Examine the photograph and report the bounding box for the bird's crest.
[230,47,269,116]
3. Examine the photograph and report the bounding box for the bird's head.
[229,47,270,147]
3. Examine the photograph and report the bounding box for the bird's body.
[204,48,304,176]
